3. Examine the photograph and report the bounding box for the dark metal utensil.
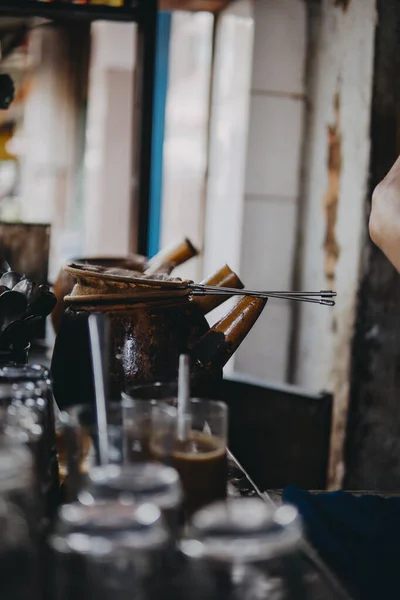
[17,316,42,347]
[0,271,22,289]
[189,284,337,307]
[0,315,44,349]
[13,278,36,297]
[0,320,27,348]
[0,291,27,330]
[27,288,57,318]
[21,315,42,341]
[0,260,57,355]
[0,259,11,274]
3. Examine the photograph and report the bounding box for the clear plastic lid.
[182,498,302,563]
[80,463,182,510]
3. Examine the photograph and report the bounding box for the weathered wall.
[83,22,136,258]
[345,0,400,490]
[294,0,376,487]
[160,11,214,282]
[20,24,90,281]
[235,0,307,382]
[202,0,254,376]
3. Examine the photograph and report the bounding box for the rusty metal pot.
[51,261,266,411]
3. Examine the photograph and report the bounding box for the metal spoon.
[13,278,37,302]
[0,259,11,274]
[27,288,57,318]
[0,271,22,289]
[0,291,27,332]
[0,320,27,348]
[18,315,43,345]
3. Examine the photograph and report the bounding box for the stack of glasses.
[0,374,306,600]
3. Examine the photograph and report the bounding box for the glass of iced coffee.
[149,399,228,517]
[57,401,171,500]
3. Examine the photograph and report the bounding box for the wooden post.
[345,0,400,490]
[292,0,376,489]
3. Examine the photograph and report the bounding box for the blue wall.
[147,11,172,258]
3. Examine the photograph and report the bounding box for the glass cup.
[0,440,41,600]
[4,404,45,522]
[0,435,42,598]
[79,463,183,536]
[121,382,178,463]
[0,364,59,521]
[0,496,40,600]
[182,499,304,600]
[149,399,228,517]
[122,382,178,402]
[0,424,52,600]
[50,501,170,600]
[121,394,172,462]
[51,498,215,600]
[0,364,57,451]
[57,402,170,500]
[57,404,125,500]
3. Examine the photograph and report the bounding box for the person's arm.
[369,156,400,272]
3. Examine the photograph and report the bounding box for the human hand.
[369,156,400,272]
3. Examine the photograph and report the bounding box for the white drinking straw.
[177,354,190,442]
[88,314,109,466]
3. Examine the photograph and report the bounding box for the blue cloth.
[283,486,400,600]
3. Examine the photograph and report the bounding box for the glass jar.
[79,463,183,535]
[0,364,59,521]
[0,437,41,600]
[50,501,173,600]
[0,437,39,536]
[182,498,306,600]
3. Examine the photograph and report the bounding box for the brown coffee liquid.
[151,431,227,516]
[56,429,93,482]
[55,430,68,483]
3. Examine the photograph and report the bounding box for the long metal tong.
[189,284,336,306]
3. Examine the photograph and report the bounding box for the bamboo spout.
[145,238,198,275]
[190,295,267,372]
[193,264,244,315]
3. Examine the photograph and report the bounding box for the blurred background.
[0,0,394,490]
